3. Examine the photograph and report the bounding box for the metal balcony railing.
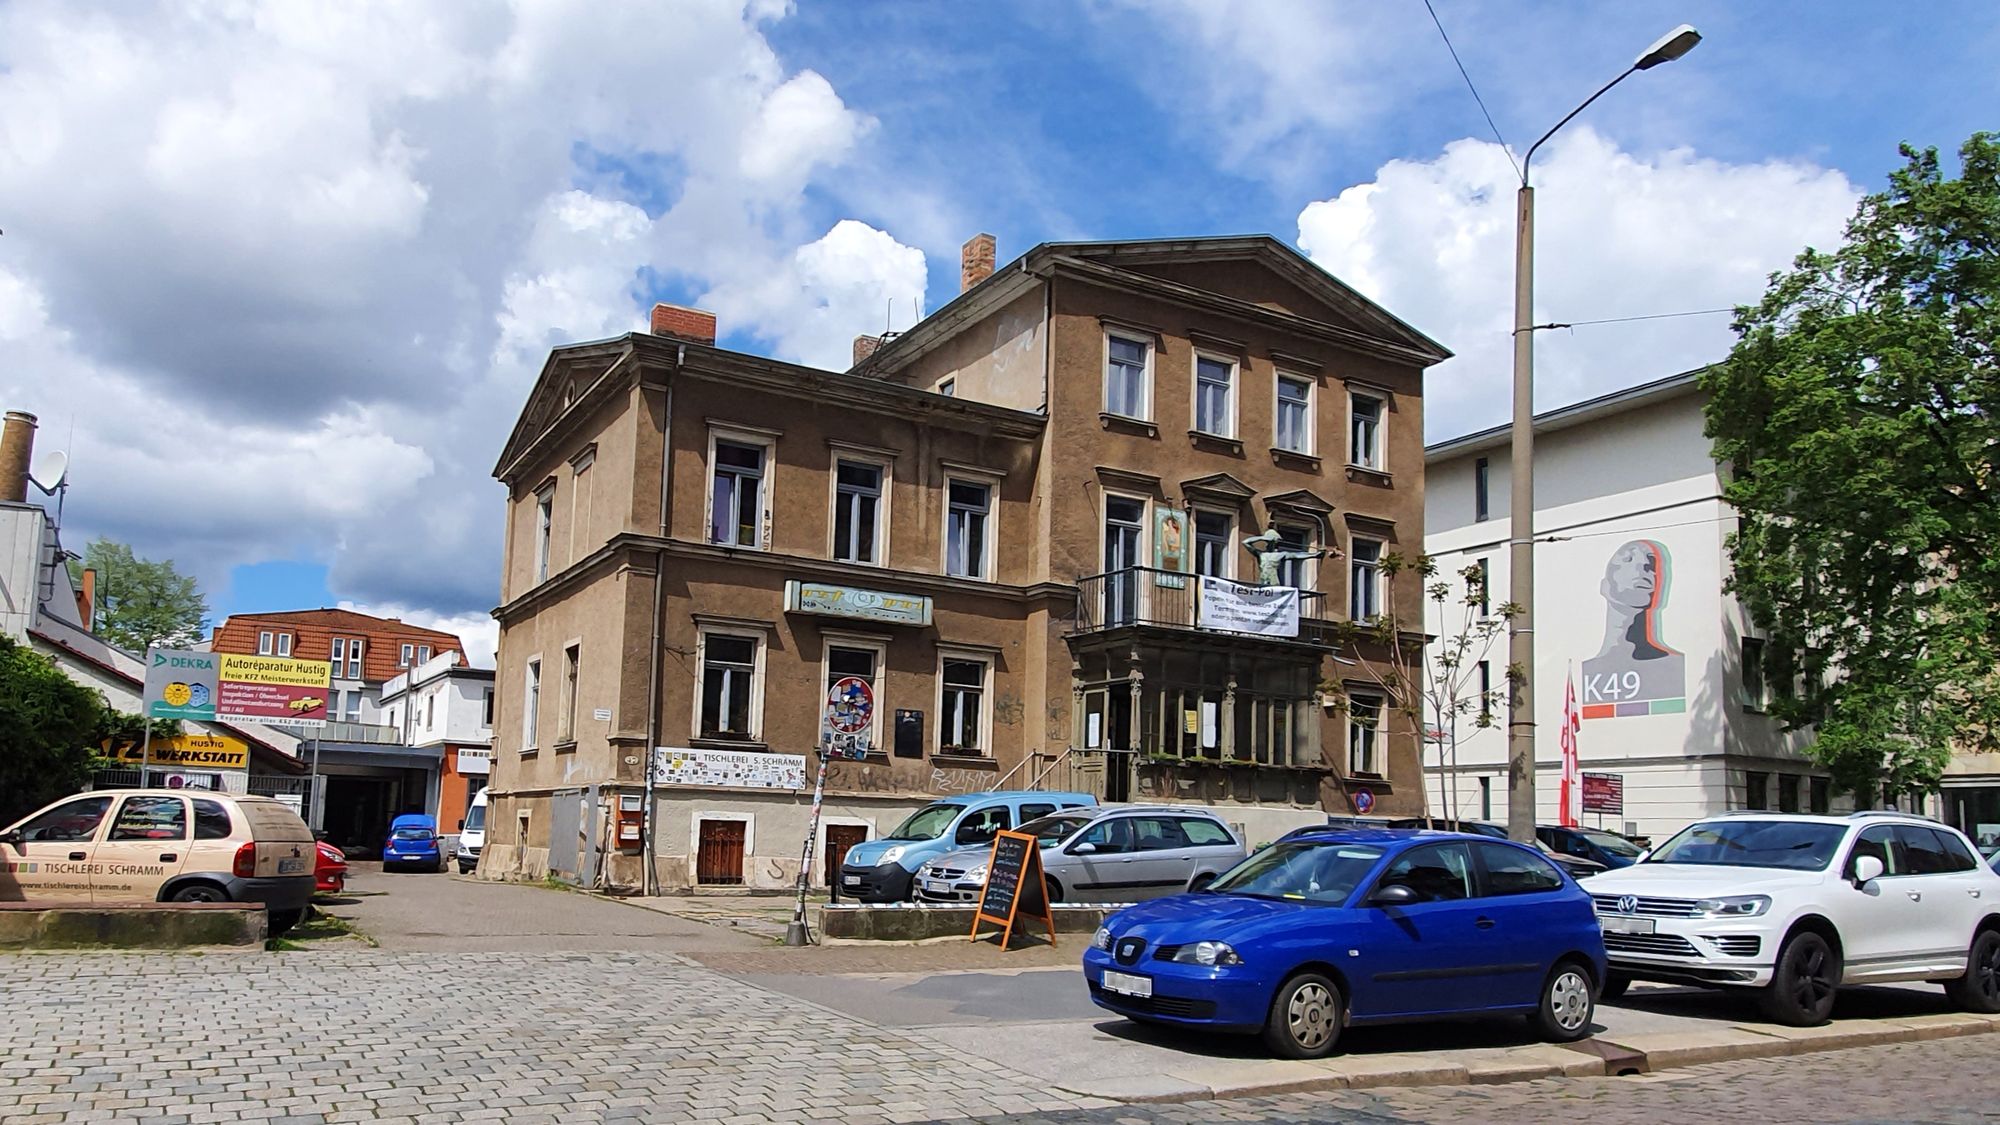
[1073,566,1331,639]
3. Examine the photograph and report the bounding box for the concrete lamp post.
[1504,24,1701,843]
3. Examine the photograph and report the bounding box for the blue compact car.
[382,814,444,873]
[1083,829,1608,1058]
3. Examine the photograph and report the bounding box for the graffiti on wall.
[1579,539,1686,720]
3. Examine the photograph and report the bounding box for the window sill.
[520,748,539,758]
[1271,448,1321,472]
[1099,413,1159,439]
[1187,431,1244,456]
[553,739,577,754]
[1345,464,1393,487]
[932,753,996,769]
[691,737,769,751]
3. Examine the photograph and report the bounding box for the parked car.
[917,806,1246,904]
[314,839,348,894]
[1584,811,2000,1025]
[457,787,487,875]
[1538,825,1647,870]
[381,814,445,872]
[839,791,1096,902]
[0,789,316,934]
[1385,818,1607,880]
[1085,828,1606,1058]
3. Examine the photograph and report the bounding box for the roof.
[1425,368,1709,462]
[217,608,462,641]
[1278,827,1492,845]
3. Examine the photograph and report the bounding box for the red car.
[314,839,348,894]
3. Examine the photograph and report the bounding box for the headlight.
[966,864,988,884]
[1093,926,1113,951]
[877,845,906,866]
[1170,940,1242,967]
[1691,895,1770,918]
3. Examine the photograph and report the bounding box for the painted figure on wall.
[1580,539,1686,715]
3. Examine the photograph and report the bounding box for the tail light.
[232,842,257,878]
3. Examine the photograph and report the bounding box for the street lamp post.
[1505,25,1701,844]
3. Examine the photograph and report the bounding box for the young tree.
[67,538,210,653]
[1703,133,2000,802]
[0,635,120,823]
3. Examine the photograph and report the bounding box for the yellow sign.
[112,733,250,771]
[219,654,332,689]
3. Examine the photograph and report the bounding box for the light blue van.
[838,790,1096,902]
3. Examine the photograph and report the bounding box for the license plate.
[277,858,308,875]
[1101,970,1153,998]
[842,875,861,886]
[1600,914,1656,934]
[926,879,949,893]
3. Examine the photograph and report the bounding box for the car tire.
[1044,875,1063,905]
[1758,930,1840,1026]
[1599,970,1633,1002]
[1261,972,1344,1059]
[1944,928,2000,1013]
[169,883,229,904]
[1529,960,1596,1042]
[268,908,304,936]
[1188,872,1215,893]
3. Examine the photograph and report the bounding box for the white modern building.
[1423,372,1848,840]
[380,650,495,830]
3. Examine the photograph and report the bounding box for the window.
[1276,376,1312,454]
[1477,660,1493,721]
[954,806,1011,846]
[399,643,415,668]
[191,799,233,840]
[1347,692,1382,775]
[710,440,765,548]
[1745,770,1770,810]
[1742,637,1768,710]
[534,484,555,581]
[1132,816,1189,851]
[1193,355,1234,436]
[1179,817,1234,846]
[1847,825,1905,877]
[343,691,360,723]
[938,378,955,397]
[522,659,541,750]
[1376,842,1473,901]
[257,631,274,656]
[1810,776,1831,815]
[1476,842,1564,895]
[1105,333,1150,418]
[559,644,579,743]
[1349,392,1383,469]
[483,688,495,727]
[416,645,432,664]
[276,633,293,658]
[1194,511,1232,578]
[1075,817,1134,853]
[1896,825,1955,875]
[1778,773,1800,813]
[940,657,987,756]
[832,459,884,564]
[570,448,595,559]
[1474,457,1491,522]
[825,643,882,748]
[699,633,761,741]
[1273,524,1315,590]
[18,795,112,842]
[1103,496,1147,624]
[345,638,363,679]
[1349,538,1382,620]
[330,638,347,678]
[1930,828,1982,872]
[109,796,186,841]
[946,479,991,579]
[1474,558,1490,616]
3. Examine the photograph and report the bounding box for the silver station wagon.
[916,805,1247,905]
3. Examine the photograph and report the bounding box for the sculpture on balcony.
[1242,529,1337,588]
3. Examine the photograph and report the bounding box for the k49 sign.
[217,655,333,726]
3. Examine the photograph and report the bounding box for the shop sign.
[112,733,250,771]
[653,746,807,791]
[217,654,334,727]
[144,648,220,722]
[784,580,932,627]
[1196,576,1300,638]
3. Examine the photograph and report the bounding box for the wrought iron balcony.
[1072,566,1334,644]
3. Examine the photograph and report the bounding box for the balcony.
[1073,566,1337,648]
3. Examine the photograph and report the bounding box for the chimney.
[0,411,36,504]
[650,303,717,345]
[960,233,996,293]
[852,335,883,367]
[77,568,96,632]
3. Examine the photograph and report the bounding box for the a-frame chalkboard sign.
[969,829,1056,949]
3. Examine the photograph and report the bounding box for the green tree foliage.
[1703,133,2000,801]
[67,538,209,653]
[0,635,119,823]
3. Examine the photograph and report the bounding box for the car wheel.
[1529,960,1596,1042]
[169,883,228,904]
[268,908,304,936]
[1044,875,1063,905]
[1261,972,1343,1059]
[1945,929,2000,1013]
[1188,872,1215,893]
[1599,970,1633,1002]
[1758,930,1840,1026]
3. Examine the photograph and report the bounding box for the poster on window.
[1197,576,1300,637]
[1154,509,1189,588]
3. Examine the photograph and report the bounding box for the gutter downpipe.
[640,343,679,897]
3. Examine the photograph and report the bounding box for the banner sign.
[784,580,931,627]
[1196,576,1300,638]
[110,733,249,771]
[1582,772,1625,816]
[653,746,807,791]
[217,655,333,726]
[144,648,220,722]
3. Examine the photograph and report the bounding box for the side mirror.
[0,829,21,848]
[1634,850,1651,864]
[1070,841,1098,855]
[1368,883,1419,907]
[457,819,466,830]
[1852,855,1885,886]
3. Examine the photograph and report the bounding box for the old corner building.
[482,235,1449,891]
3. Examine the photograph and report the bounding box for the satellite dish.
[27,449,66,493]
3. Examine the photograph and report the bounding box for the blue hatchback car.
[382,814,444,873]
[1083,829,1607,1058]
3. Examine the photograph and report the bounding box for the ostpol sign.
[823,675,873,759]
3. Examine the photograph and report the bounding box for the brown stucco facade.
[483,236,1448,891]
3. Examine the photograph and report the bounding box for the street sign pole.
[784,739,833,947]
[785,675,874,947]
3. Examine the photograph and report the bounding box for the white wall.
[0,503,49,641]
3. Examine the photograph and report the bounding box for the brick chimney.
[852,335,883,367]
[960,233,996,293]
[77,568,96,631]
[650,303,717,345]
[0,411,35,504]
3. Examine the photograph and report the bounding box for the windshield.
[887,804,961,841]
[1017,813,1092,847]
[1577,829,1644,858]
[1648,820,1844,871]
[464,804,486,833]
[1208,841,1385,905]
[391,828,436,841]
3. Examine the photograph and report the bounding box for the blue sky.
[1,1,1992,661]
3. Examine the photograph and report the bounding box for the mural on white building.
[1580,539,1687,719]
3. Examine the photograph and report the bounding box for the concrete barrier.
[818,902,1117,942]
[0,902,266,949]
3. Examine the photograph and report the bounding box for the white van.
[457,788,487,875]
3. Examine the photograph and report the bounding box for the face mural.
[1579,539,1686,719]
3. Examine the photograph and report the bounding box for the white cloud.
[337,601,499,671]
[702,219,928,370]
[1297,129,1861,440]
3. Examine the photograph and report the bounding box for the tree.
[0,635,121,823]
[1703,133,2000,802]
[66,538,209,653]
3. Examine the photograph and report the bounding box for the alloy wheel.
[1975,939,2000,1005]
[1287,982,1335,1049]
[1791,943,1835,1011]
[1549,969,1591,1032]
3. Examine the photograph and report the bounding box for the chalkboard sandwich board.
[969,829,1056,949]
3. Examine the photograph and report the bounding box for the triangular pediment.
[1264,488,1337,518]
[1181,472,1258,506]
[494,340,630,483]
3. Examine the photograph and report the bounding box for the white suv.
[1583,812,2000,1025]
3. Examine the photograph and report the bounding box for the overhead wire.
[1422,0,1522,181]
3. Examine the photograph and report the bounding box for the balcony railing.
[1073,566,1332,641]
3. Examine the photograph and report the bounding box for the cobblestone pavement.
[0,951,1105,1124]
[927,1034,2000,1125]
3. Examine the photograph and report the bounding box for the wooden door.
[824,824,867,888]
[696,819,745,885]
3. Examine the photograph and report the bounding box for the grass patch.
[267,907,377,952]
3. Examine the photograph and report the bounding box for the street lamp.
[1505,25,1700,844]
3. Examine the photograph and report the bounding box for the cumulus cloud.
[702,219,928,370]
[1297,129,1862,440]
[338,601,500,671]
